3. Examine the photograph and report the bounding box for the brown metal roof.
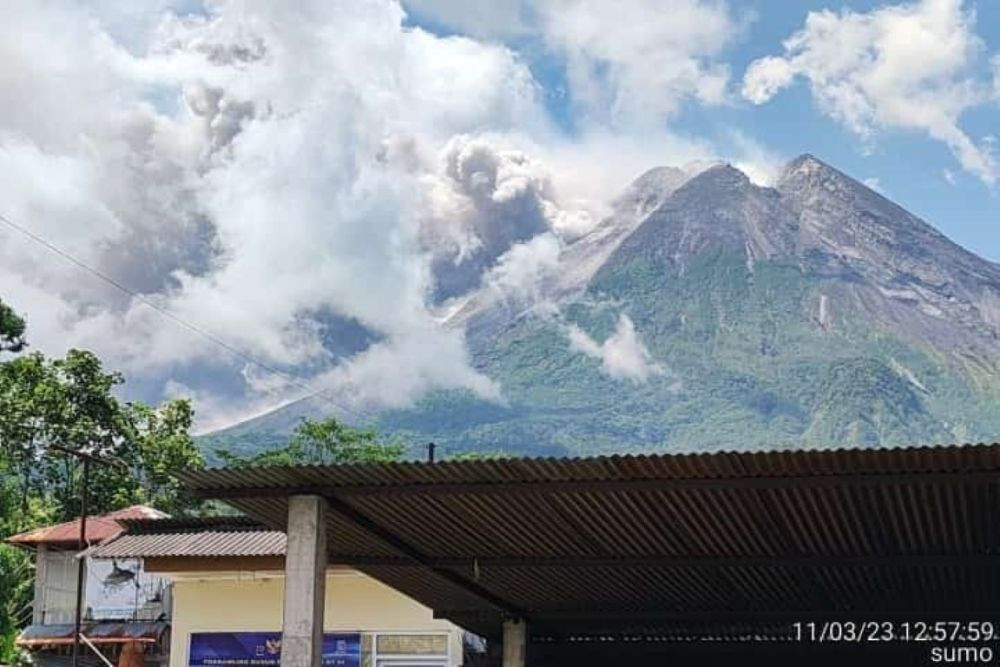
[177,443,1000,640]
[180,443,1000,491]
[17,622,167,647]
[90,516,285,559]
[6,506,167,549]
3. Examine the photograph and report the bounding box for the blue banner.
[189,632,361,667]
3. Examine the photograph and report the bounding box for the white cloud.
[0,0,549,425]
[722,129,786,186]
[525,129,724,217]
[306,323,502,412]
[0,0,776,428]
[401,0,739,127]
[742,0,997,185]
[943,168,958,185]
[482,233,563,308]
[993,55,1000,100]
[740,56,795,105]
[164,379,285,435]
[538,0,737,126]
[862,177,884,193]
[567,314,664,383]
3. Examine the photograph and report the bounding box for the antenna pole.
[46,445,125,667]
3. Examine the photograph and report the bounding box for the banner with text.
[189,632,361,667]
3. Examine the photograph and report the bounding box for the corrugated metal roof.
[176,444,1000,640]
[180,442,1000,493]
[6,506,167,548]
[115,515,264,533]
[90,517,285,559]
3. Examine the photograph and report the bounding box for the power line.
[0,210,364,421]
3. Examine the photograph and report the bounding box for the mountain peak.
[781,153,841,182]
[788,152,823,167]
[686,162,751,190]
[614,165,689,218]
[630,166,688,192]
[777,152,873,204]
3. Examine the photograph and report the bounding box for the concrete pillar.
[281,495,328,667]
[502,618,527,667]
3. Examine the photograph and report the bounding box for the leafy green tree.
[0,464,57,665]
[0,352,55,514]
[0,350,205,520]
[0,544,32,663]
[0,299,26,353]
[117,399,204,515]
[216,416,403,466]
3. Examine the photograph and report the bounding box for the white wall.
[33,551,168,624]
[85,558,167,621]
[35,548,78,625]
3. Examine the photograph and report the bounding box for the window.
[376,635,448,655]
[40,550,78,624]
[371,634,448,667]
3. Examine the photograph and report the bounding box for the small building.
[87,516,468,667]
[6,505,170,667]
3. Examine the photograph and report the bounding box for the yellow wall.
[168,569,463,667]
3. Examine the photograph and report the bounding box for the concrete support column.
[281,495,328,667]
[502,618,527,667]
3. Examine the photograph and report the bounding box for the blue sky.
[407,0,1000,259]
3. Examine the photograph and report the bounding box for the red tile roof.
[5,505,167,549]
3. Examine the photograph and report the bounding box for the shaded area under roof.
[178,443,1000,643]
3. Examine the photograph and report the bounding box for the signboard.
[85,558,167,620]
[189,632,361,667]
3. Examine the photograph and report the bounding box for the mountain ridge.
[201,154,1000,458]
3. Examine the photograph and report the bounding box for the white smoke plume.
[567,314,665,383]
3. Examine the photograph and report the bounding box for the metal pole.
[79,633,115,667]
[73,457,89,667]
[45,444,127,667]
[427,442,436,463]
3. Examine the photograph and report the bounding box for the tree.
[116,399,204,515]
[0,462,57,666]
[0,349,205,522]
[0,352,57,515]
[0,299,26,353]
[216,416,403,467]
[0,543,33,664]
